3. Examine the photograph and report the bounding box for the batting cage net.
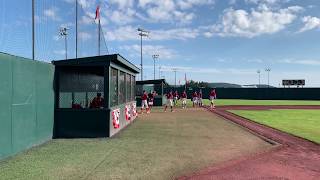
[0,0,109,61]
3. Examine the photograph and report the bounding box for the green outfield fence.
[0,53,54,160]
[164,87,320,100]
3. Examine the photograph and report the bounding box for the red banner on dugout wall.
[131,103,137,118]
[112,109,120,129]
[125,105,131,121]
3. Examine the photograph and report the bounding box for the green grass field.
[177,99,320,107]
[230,109,320,144]
[0,108,271,180]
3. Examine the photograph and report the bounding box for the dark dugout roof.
[136,79,166,85]
[52,54,140,73]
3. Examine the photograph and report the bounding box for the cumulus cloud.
[245,0,290,5]
[78,32,92,41]
[299,16,320,33]
[207,5,303,38]
[120,44,177,59]
[280,59,320,66]
[44,7,61,21]
[105,26,200,41]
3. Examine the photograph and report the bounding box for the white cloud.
[78,32,92,41]
[80,15,94,25]
[120,44,177,59]
[245,0,290,5]
[109,0,135,9]
[280,59,320,66]
[105,26,200,41]
[177,0,215,10]
[208,5,303,38]
[299,16,320,33]
[44,7,61,21]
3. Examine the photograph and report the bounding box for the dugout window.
[119,71,126,104]
[131,75,136,101]
[110,67,118,107]
[126,73,131,102]
[58,67,105,109]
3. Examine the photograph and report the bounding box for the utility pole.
[138,28,149,81]
[265,68,271,88]
[159,66,161,79]
[32,0,35,60]
[257,70,261,87]
[152,54,159,80]
[60,27,69,60]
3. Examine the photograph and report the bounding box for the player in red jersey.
[173,90,179,106]
[209,89,217,109]
[90,93,104,109]
[181,90,187,109]
[192,91,198,108]
[164,90,174,112]
[148,91,157,111]
[198,90,203,107]
[141,90,149,114]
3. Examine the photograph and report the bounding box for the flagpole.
[98,18,101,56]
[75,0,78,59]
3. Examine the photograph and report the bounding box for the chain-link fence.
[0,0,109,61]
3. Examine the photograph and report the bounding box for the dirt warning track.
[179,105,320,180]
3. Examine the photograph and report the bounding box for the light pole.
[257,70,261,87]
[59,27,69,60]
[265,68,271,88]
[138,28,149,81]
[172,68,178,88]
[152,54,159,80]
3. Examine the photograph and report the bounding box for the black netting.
[58,67,104,109]
[0,0,109,61]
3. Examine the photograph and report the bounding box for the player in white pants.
[181,90,187,109]
[141,91,149,114]
[209,89,217,109]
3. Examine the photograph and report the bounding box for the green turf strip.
[176,99,320,107]
[230,109,320,144]
[0,109,271,180]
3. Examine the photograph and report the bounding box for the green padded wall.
[0,53,54,160]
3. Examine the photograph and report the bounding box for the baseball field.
[0,99,319,179]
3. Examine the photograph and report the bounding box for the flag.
[95,5,100,20]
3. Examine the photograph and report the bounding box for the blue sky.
[1,0,320,86]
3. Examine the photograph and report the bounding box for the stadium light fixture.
[257,70,261,87]
[59,27,69,60]
[152,54,159,80]
[172,68,178,88]
[138,28,149,81]
[265,68,271,88]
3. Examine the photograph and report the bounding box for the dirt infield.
[179,105,320,180]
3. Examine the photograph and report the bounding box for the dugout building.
[52,54,139,138]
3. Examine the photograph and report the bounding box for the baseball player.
[141,90,149,114]
[192,91,198,108]
[173,90,179,106]
[164,91,174,112]
[148,91,157,111]
[181,90,187,109]
[198,90,203,107]
[209,89,217,109]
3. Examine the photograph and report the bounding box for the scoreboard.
[282,79,305,87]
